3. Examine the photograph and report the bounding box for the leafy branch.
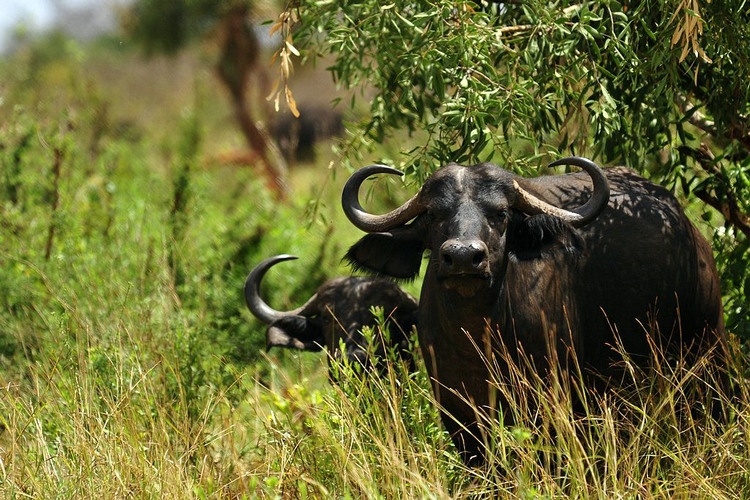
[677,95,750,151]
[268,9,301,118]
[679,144,750,238]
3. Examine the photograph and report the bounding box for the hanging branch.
[267,8,301,117]
[677,95,750,151]
[679,144,750,238]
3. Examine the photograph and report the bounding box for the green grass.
[1,33,749,499]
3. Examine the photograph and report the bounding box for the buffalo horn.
[244,255,320,323]
[341,164,425,232]
[512,156,610,227]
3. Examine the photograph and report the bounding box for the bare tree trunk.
[217,4,289,199]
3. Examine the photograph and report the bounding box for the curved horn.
[244,255,320,323]
[512,156,610,227]
[342,164,426,232]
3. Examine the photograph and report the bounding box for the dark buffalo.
[244,254,418,377]
[270,107,344,165]
[341,157,726,463]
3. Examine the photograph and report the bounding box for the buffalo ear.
[509,214,585,260]
[345,231,424,280]
[266,316,325,352]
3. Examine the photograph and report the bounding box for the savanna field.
[2,31,750,499]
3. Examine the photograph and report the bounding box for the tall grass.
[0,96,344,496]
[3,304,749,497]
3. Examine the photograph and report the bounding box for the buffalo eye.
[488,209,508,227]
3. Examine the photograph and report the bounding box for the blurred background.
[1,0,354,193]
[1,0,121,52]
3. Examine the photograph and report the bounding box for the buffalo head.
[342,157,608,295]
[244,255,419,378]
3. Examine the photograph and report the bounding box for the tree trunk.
[217,4,289,200]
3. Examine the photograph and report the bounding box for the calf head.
[244,255,418,377]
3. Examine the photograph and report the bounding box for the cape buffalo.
[244,254,419,378]
[341,157,727,463]
[270,106,344,165]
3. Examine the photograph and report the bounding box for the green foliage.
[715,227,750,340]
[292,0,749,166]
[290,0,750,340]
[168,110,203,289]
[0,33,341,386]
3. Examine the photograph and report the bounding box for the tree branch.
[676,95,750,151]
[679,144,750,238]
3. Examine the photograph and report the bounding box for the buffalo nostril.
[443,253,453,266]
[472,250,486,267]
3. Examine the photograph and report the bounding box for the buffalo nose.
[439,239,489,275]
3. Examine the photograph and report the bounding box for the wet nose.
[439,239,489,276]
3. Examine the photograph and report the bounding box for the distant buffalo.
[270,107,344,165]
[342,157,727,464]
[244,255,418,378]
